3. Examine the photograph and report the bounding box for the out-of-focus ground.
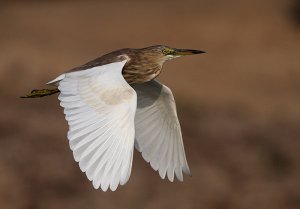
[0,0,299,209]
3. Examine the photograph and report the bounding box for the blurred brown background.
[0,0,299,209]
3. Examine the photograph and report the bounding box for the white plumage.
[48,60,190,191]
[133,81,190,182]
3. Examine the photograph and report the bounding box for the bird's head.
[138,45,205,65]
[120,45,205,83]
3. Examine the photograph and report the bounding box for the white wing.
[48,60,137,191]
[132,80,190,182]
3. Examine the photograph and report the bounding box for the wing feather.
[49,60,137,191]
[133,80,191,182]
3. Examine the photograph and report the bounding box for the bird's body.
[69,46,174,84]
[22,45,205,191]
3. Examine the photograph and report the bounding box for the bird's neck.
[122,59,164,84]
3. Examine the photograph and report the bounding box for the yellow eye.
[162,49,169,54]
[162,48,172,55]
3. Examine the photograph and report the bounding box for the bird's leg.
[20,88,60,98]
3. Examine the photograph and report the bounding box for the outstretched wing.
[48,60,137,191]
[132,80,190,182]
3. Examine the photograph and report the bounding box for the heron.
[22,45,205,191]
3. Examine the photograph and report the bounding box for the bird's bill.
[174,49,206,56]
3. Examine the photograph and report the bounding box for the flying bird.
[22,45,205,191]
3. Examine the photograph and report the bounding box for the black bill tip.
[189,50,206,54]
[175,49,206,56]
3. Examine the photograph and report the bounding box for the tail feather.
[21,88,60,98]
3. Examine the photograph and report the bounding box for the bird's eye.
[162,49,171,55]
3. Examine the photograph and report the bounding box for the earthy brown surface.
[0,0,299,209]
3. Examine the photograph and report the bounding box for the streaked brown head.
[123,45,205,84]
[136,45,205,63]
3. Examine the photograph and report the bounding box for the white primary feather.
[133,80,191,182]
[46,74,65,85]
[48,60,137,191]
